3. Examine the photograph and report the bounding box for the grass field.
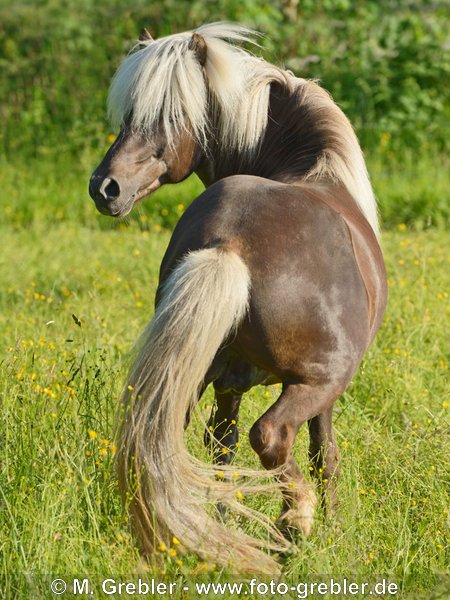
[0,156,449,599]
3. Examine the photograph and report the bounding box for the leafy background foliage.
[1,0,449,157]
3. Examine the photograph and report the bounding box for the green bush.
[1,0,449,158]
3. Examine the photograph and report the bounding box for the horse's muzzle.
[89,174,132,216]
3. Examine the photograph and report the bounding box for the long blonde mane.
[108,22,379,237]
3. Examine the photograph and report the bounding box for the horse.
[89,23,387,574]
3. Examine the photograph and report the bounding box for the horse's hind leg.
[249,383,338,538]
[308,407,340,514]
[204,389,242,466]
[204,389,242,517]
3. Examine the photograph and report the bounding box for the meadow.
[0,153,449,599]
[1,1,449,597]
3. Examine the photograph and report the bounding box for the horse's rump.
[159,175,384,386]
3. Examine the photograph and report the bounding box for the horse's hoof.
[277,540,300,561]
[276,520,301,544]
[216,501,228,521]
[276,491,317,540]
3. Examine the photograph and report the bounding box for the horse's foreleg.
[308,407,340,514]
[249,383,338,538]
[204,389,242,466]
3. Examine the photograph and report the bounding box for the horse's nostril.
[102,177,121,201]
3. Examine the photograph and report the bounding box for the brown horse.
[89,23,387,573]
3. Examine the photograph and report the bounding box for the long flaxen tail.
[116,247,288,574]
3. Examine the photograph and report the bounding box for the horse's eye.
[155,147,164,159]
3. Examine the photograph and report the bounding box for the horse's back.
[159,175,386,386]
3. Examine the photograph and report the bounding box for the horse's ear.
[189,32,207,67]
[139,28,153,43]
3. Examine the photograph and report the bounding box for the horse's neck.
[206,81,332,185]
[197,76,379,239]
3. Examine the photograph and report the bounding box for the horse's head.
[89,124,201,217]
[89,29,210,217]
[89,24,268,217]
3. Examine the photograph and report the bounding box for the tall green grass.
[0,158,449,598]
